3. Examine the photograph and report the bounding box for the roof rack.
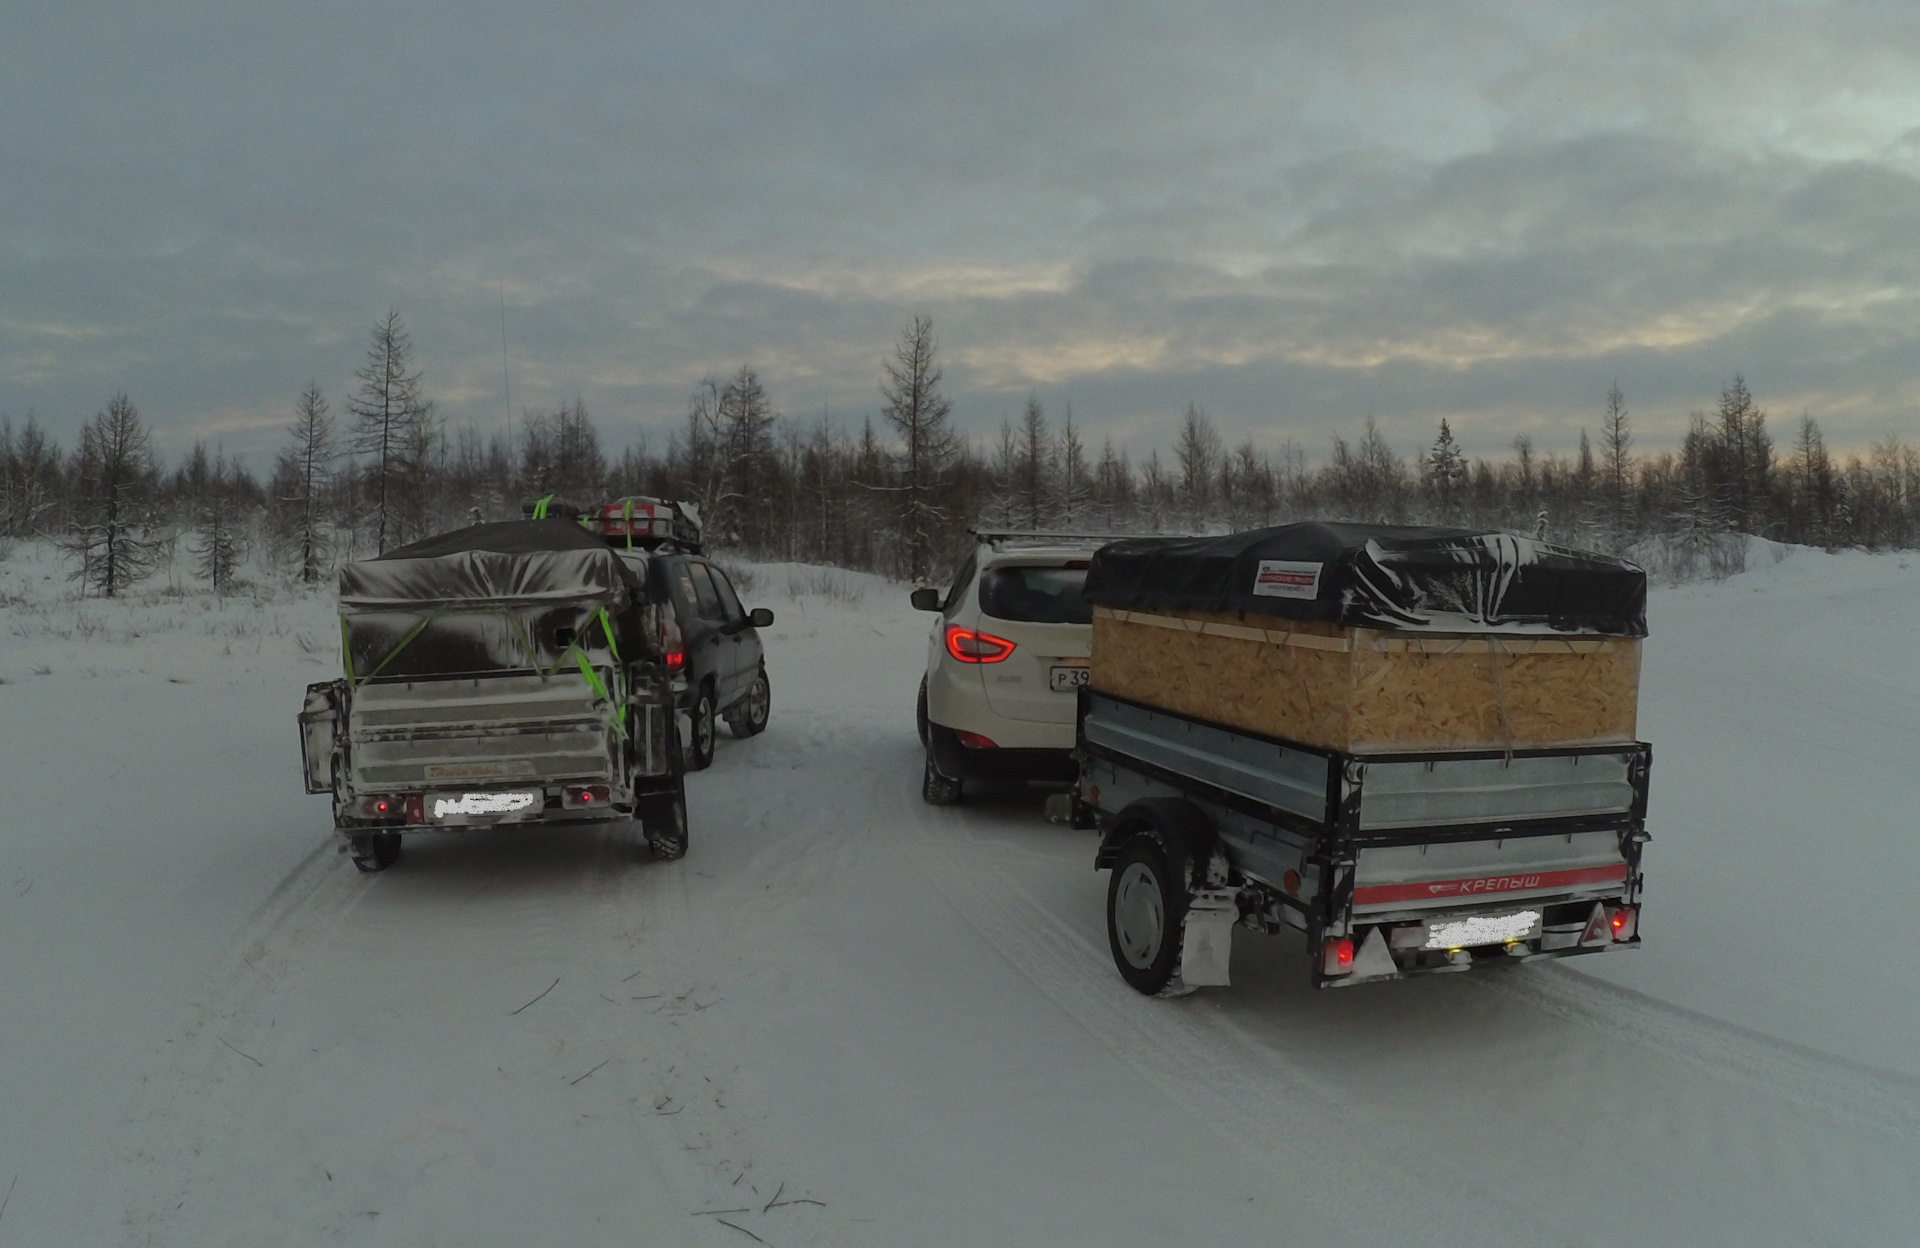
[519,494,705,553]
[969,530,1127,550]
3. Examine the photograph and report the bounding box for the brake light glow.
[1611,905,1637,941]
[563,784,612,810]
[662,616,685,671]
[945,625,1016,663]
[953,730,997,749]
[1322,937,1355,976]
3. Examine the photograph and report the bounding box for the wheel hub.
[1113,863,1165,969]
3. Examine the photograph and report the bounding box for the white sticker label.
[433,790,540,820]
[1252,559,1322,599]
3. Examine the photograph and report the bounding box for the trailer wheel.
[349,831,401,873]
[642,789,689,860]
[1107,834,1190,996]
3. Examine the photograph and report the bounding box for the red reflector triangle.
[1579,902,1611,946]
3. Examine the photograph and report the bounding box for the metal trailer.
[1066,689,1652,994]
[297,521,687,873]
[299,661,685,872]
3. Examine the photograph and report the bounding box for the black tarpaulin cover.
[338,520,638,609]
[1082,522,1647,637]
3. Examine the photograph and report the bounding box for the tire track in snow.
[117,833,370,1242]
[906,794,1587,1248]
[1476,962,1920,1136]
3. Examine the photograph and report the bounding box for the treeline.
[4,311,1918,597]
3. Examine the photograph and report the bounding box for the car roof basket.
[588,496,705,554]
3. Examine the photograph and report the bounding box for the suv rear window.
[978,566,1092,624]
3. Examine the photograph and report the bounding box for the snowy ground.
[2,541,1918,1246]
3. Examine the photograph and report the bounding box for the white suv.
[910,533,1111,805]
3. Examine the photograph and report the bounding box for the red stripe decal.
[1353,864,1628,907]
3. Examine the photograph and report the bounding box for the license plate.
[1422,909,1542,950]
[428,789,542,824]
[1049,665,1090,692]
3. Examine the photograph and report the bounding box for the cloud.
[4,2,1920,471]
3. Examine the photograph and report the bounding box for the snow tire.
[921,751,963,806]
[916,676,930,748]
[349,831,402,874]
[686,683,717,771]
[726,667,771,738]
[642,789,690,861]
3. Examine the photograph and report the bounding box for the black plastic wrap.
[338,520,640,609]
[1082,522,1646,637]
[336,521,657,677]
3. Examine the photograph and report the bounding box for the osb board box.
[1090,606,1640,754]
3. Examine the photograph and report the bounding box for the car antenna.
[500,283,512,464]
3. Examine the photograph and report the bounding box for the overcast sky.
[7,0,1920,471]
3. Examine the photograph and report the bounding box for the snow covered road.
[2,547,1918,1245]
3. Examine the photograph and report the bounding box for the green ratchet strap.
[355,616,433,687]
[595,607,628,734]
[342,600,630,740]
[622,499,634,549]
[503,612,544,672]
[596,607,620,661]
[532,493,555,519]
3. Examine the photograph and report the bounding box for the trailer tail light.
[361,796,400,820]
[1611,905,1638,941]
[945,625,1016,664]
[563,785,611,810]
[953,730,997,749]
[1322,937,1355,977]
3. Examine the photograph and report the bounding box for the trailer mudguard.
[1097,797,1218,888]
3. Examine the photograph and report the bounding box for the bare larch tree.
[65,393,159,596]
[273,382,334,582]
[348,310,430,554]
[881,316,956,581]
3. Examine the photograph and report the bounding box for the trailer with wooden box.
[1061,522,1653,994]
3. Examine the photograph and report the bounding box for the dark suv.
[617,549,772,770]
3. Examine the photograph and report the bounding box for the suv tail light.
[661,615,685,672]
[953,730,997,749]
[945,625,1016,663]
